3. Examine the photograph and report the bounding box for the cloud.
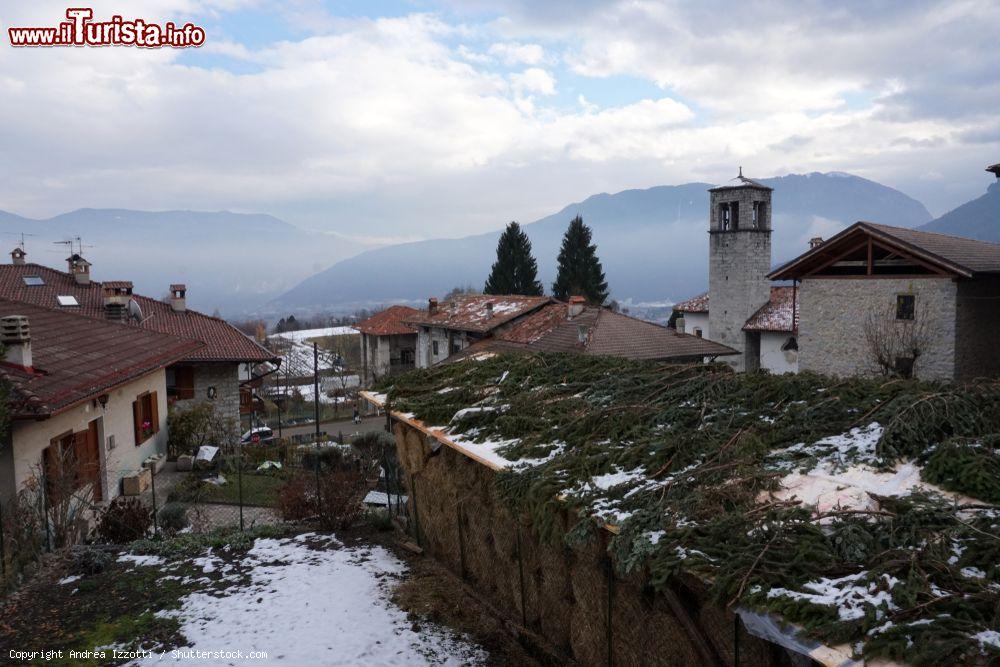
[488,41,545,65]
[0,0,997,233]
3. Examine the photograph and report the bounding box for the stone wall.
[172,362,241,439]
[955,275,1000,381]
[708,230,772,371]
[392,420,791,667]
[799,277,957,380]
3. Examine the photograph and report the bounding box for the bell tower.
[707,169,773,371]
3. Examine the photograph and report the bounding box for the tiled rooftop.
[0,263,276,363]
[0,299,203,418]
[355,305,421,336]
[404,295,551,333]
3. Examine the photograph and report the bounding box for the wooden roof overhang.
[769,222,972,281]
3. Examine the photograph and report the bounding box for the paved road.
[271,415,386,439]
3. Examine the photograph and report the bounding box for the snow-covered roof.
[743,286,798,333]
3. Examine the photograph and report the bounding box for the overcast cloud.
[0,0,997,238]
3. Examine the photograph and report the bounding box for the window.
[752,201,766,229]
[132,391,159,445]
[894,356,915,379]
[896,294,915,320]
[432,340,439,356]
[56,295,79,307]
[168,366,195,400]
[43,427,101,502]
[730,201,739,230]
[719,203,731,230]
[23,275,44,286]
[693,327,703,338]
[781,337,798,351]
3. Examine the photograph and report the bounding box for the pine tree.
[552,216,609,304]
[484,222,544,296]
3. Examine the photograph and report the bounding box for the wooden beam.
[867,238,873,276]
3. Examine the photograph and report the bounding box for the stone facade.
[170,362,241,439]
[955,275,1000,381]
[798,277,958,381]
[416,326,469,368]
[361,332,417,384]
[708,184,773,371]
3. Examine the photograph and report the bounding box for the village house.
[0,300,202,505]
[356,305,420,385]
[452,296,736,363]
[404,295,553,367]
[0,252,279,436]
[674,166,1000,381]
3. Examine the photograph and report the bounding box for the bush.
[277,473,315,522]
[96,497,153,544]
[167,403,236,459]
[301,444,352,472]
[158,503,189,534]
[69,545,112,575]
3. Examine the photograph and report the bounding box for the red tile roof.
[355,305,421,336]
[743,286,798,333]
[405,295,551,333]
[0,263,276,363]
[0,300,203,419]
[453,303,737,361]
[673,292,709,313]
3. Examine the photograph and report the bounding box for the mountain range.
[271,172,936,314]
[0,209,377,315]
[3,170,995,319]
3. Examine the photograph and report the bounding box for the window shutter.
[150,391,160,434]
[72,431,89,491]
[133,399,142,446]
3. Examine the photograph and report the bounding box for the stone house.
[674,171,800,373]
[675,167,1000,381]
[356,305,420,385]
[769,221,1000,381]
[0,252,278,438]
[405,295,552,367]
[452,297,736,363]
[0,300,202,505]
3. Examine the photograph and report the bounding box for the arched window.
[781,337,798,351]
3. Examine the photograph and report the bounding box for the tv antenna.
[2,232,37,252]
[53,236,95,255]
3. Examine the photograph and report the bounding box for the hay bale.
[568,537,609,666]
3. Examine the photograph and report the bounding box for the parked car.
[241,426,274,445]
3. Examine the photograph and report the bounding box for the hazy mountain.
[918,181,1000,242]
[0,209,374,316]
[272,172,932,314]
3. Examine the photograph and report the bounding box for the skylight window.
[23,276,44,286]
[56,295,79,307]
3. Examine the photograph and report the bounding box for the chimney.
[809,237,824,249]
[10,247,26,266]
[485,302,494,318]
[1,315,32,370]
[675,316,686,333]
[567,295,586,319]
[169,284,187,312]
[428,297,438,316]
[102,281,133,321]
[67,254,91,285]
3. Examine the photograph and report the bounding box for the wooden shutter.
[72,431,89,492]
[175,367,195,399]
[133,398,142,445]
[150,391,160,435]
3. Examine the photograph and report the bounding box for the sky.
[1,0,998,242]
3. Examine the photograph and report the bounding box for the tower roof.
[987,163,1000,179]
[709,167,772,192]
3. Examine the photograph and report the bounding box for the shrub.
[158,503,189,534]
[167,403,237,459]
[69,545,112,575]
[96,497,153,544]
[276,473,315,522]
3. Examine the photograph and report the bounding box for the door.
[79,421,103,501]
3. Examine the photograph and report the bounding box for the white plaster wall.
[679,313,710,339]
[760,332,799,374]
[8,369,168,503]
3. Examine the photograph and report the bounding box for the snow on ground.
[764,571,900,622]
[131,533,486,666]
[271,327,359,342]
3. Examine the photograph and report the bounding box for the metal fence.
[0,427,406,594]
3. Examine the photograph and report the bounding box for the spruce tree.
[552,216,609,304]
[484,222,544,296]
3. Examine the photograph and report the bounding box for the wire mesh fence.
[0,424,407,594]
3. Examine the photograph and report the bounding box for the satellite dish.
[127,298,143,322]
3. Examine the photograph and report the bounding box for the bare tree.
[863,301,932,378]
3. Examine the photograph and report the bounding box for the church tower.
[707,169,773,371]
